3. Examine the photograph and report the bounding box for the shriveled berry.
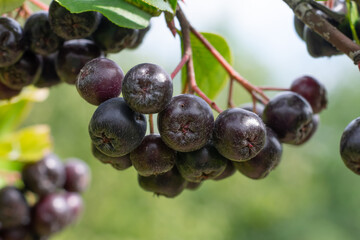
[0,17,25,67]
[340,117,360,175]
[158,94,214,152]
[131,134,176,177]
[76,57,124,105]
[89,98,146,157]
[122,63,173,114]
[262,91,313,145]
[213,108,266,161]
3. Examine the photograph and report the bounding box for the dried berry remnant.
[340,117,360,175]
[234,128,282,179]
[89,98,147,157]
[138,167,187,198]
[24,11,63,56]
[213,108,266,162]
[0,17,26,67]
[55,39,102,84]
[49,1,100,40]
[122,63,173,114]
[176,143,228,182]
[158,94,214,152]
[76,57,124,105]
[290,75,327,114]
[0,187,30,229]
[262,91,313,145]
[131,134,176,177]
[0,51,42,90]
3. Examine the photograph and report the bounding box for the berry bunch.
[83,58,328,198]
[0,154,90,239]
[0,0,150,99]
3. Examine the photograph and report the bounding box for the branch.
[283,0,360,65]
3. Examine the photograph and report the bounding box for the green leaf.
[0,87,49,139]
[56,0,153,29]
[0,125,53,162]
[182,32,233,100]
[138,0,176,13]
[0,0,24,15]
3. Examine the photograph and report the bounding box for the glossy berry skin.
[24,11,63,55]
[290,75,327,114]
[91,143,132,170]
[32,193,71,236]
[131,134,176,177]
[0,17,25,67]
[76,58,124,105]
[35,54,61,88]
[234,128,282,180]
[213,160,236,181]
[0,187,30,229]
[0,81,21,100]
[92,15,138,53]
[158,94,214,152]
[213,108,266,162]
[176,144,227,182]
[64,192,83,224]
[122,63,173,114]
[0,51,42,90]
[295,114,320,145]
[89,98,147,157]
[48,1,100,40]
[340,117,360,175]
[138,167,186,198]
[64,158,91,193]
[55,39,102,84]
[22,154,66,196]
[262,92,313,145]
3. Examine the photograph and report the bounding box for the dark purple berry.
[32,193,71,236]
[91,143,132,170]
[0,187,30,229]
[48,1,100,40]
[185,181,202,191]
[35,54,61,88]
[131,134,176,177]
[158,94,214,152]
[262,91,313,145]
[176,144,227,182]
[64,158,91,193]
[290,75,327,114]
[22,154,66,196]
[89,98,147,157]
[340,117,360,175]
[64,192,83,224]
[92,15,138,53]
[76,57,124,105]
[295,114,320,145]
[213,160,236,181]
[138,167,186,198]
[0,17,25,67]
[0,51,42,90]
[55,39,102,84]
[24,11,63,55]
[0,226,32,240]
[122,63,173,114]
[213,108,266,161]
[234,128,282,180]
[0,81,21,100]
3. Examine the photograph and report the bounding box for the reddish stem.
[149,114,154,134]
[171,54,190,79]
[260,86,290,91]
[189,26,269,104]
[27,0,49,11]
[228,78,235,108]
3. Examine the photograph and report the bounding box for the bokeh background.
[22,0,360,239]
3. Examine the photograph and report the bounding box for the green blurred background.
[19,0,360,239]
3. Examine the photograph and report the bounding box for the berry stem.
[283,0,360,65]
[0,171,20,186]
[27,0,49,11]
[176,8,223,113]
[149,114,154,134]
[228,78,235,108]
[189,25,270,104]
[171,54,190,79]
[260,86,290,91]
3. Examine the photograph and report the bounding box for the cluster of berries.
[0,0,150,100]
[0,155,90,239]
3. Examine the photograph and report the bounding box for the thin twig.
[260,86,290,91]
[171,54,190,79]
[228,78,235,108]
[149,114,154,134]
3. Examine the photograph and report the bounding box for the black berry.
[91,143,132,170]
[340,117,360,175]
[64,158,91,193]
